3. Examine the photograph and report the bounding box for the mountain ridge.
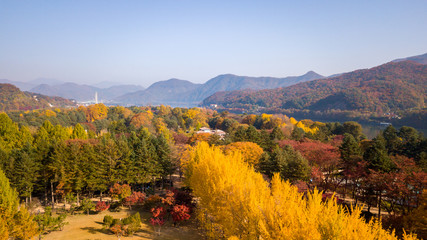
[202,60,427,113]
[0,83,76,111]
[116,71,323,107]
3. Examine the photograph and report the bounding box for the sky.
[0,1,426,87]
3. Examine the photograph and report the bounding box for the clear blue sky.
[1,0,426,87]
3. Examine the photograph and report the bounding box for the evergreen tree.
[343,121,365,140]
[364,135,393,172]
[9,143,39,203]
[291,127,305,141]
[260,145,310,182]
[153,134,173,179]
[339,133,362,166]
[0,113,21,153]
[382,125,400,155]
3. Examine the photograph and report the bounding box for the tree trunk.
[51,181,55,210]
[77,192,80,206]
[45,184,48,206]
[378,193,382,217]
[161,177,164,190]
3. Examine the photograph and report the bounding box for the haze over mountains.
[0,52,426,110]
[0,71,324,107]
[117,71,323,107]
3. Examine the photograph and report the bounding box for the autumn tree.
[223,142,263,167]
[84,103,108,122]
[183,142,415,239]
[0,168,38,240]
[71,123,87,139]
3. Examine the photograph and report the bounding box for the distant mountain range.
[1,52,426,109]
[392,52,427,65]
[0,83,75,111]
[1,71,323,106]
[202,60,427,113]
[116,71,323,107]
[0,79,146,102]
[29,83,145,102]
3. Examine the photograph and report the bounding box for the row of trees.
[0,112,174,207]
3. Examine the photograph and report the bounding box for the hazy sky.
[1,1,426,87]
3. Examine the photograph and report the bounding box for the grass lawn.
[43,207,203,240]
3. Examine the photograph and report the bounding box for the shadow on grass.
[80,227,109,235]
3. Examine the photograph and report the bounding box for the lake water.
[361,123,426,139]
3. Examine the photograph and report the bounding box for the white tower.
[95,92,98,104]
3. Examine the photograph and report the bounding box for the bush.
[103,215,114,228]
[109,183,132,201]
[123,191,146,210]
[95,201,110,212]
[122,212,141,235]
[171,204,191,225]
[106,213,141,236]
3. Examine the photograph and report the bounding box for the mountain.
[30,83,97,101]
[29,78,64,86]
[202,61,427,113]
[0,79,36,91]
[0,83,75,111]
[30,82,145,102]
[116,79,201,107]
[186,71,323,103]
[392,52,427,65]
[116,71,323,107]
[93,81,123,88]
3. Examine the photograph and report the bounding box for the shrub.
[103,215,114,228]
[106,213,141,236]
[122,212,141,235]
[95,201,110,212]
[109,183,132,201]
[123,191,146,210]
[171,204,191,225]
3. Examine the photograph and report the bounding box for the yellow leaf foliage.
[40,109,56,117]
[296,120,319,134]
[80,104,108,122]
[184,142,417,240]
[290,117,298,125]
[223,142,263,167]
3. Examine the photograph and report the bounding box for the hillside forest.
[202,61,427,129]
[0,104,426,239]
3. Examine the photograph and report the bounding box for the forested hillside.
[203,61,427,113]
[0,83,75,111]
